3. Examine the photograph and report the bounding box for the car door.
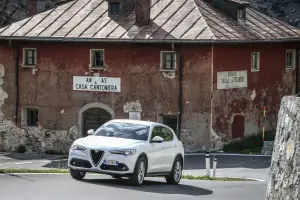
[160,126,177,171]
[147,126,170,173]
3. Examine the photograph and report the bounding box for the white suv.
[68,119,184,186]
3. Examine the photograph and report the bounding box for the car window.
[93,122,150,141]
[151,126,173,142]
[161,127,173,141]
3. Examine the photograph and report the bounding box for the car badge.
[95,150,99,153]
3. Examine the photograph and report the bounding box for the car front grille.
[90,150,104,166]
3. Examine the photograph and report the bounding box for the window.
[151,126,174,142]
[251,52,260,72]
[90,49,104,68]
[161,51,176,71]
[23,48,37,66]
[109,2,120,15]
[26,108,38,126]
[162,115,178,133]
[286,49,296,69]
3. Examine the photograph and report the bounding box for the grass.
[222,130,276,154]
[0,168,254,181]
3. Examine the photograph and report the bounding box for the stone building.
[0,0,299,153]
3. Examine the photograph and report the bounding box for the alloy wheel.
[138,161,145,184]
[174,161,182,182]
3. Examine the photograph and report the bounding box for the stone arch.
[78,102,115,137]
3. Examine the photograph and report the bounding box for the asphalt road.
[0,152,272,170]
[0,174,267,200]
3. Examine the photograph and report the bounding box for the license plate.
[104,160,118,166]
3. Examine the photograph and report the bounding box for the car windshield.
[93,122,150,141]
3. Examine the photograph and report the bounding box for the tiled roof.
[0,0,299,43]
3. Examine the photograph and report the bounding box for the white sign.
[129,112,141,120]
[73,76,121,92]
[217,70,247,90]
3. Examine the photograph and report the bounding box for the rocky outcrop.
[247,0,300,28]
[0,120,79,154]
[265,95,300,200]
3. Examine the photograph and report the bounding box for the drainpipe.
[173,43,182,139]
[11,40,19,124]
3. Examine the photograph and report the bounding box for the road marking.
[14,162,33,165]
[185,153,271,157]
[42,161,50,163]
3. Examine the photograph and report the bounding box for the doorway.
[82,108,112,136]
[78,102,115,137]
[231,115,245,139]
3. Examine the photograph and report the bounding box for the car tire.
[70,169,86,180]
[166,156,182,185]
[128,156,147,186]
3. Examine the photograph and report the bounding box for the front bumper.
[68,147,137,175]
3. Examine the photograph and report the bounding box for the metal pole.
[262,106,266,144]
[205,151,210,177]
[213,156,218,177]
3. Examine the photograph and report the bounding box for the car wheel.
[70,169,86,180]
[129,156,147,186]
[111,175,122,179]
[166,156,182,184]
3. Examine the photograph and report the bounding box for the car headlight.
[71,145,86,151]
[109,149,137,156]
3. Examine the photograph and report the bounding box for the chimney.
[135,0,151,26]
[27,0,37,15]
[204,0,250,24]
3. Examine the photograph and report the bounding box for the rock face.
[265,95,300,200]
[247,0,300,28]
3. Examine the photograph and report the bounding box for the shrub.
[16,144,26,153]
[223,130,276,154]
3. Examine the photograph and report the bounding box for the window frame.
[160,51,177,71]
[89,49,105,69]
[251,52,260,72]
[22,107,39,127]
[23,48,37,68]
[286,49,296,69]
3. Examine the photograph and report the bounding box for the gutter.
[173,43,183,139]
[1,36,300,44]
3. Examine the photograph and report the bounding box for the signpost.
[73,76,121,92]
[217,70,247,90]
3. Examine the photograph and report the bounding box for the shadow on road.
[184,155,271,170]
[1,152,67,161]
[81,178,213,196]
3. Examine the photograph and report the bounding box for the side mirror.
[87,129,94,135]
[151,136,164,143]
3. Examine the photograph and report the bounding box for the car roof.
[107,119,165,127]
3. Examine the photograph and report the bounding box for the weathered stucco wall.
[0,42,212,153]
[212,43,298,147]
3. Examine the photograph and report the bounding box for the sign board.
[217,70,247,90]
[129,112,141,120]
[73,76,121,92]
